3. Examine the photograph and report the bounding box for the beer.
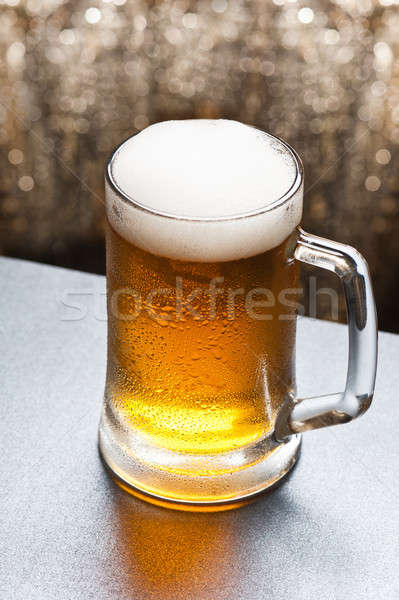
[105,222,298,457]
[100,119,304,500]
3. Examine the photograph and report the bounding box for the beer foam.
[106,120,303,262]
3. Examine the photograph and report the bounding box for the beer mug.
[99,120,377,508]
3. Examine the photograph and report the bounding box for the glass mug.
[99,120,377,508]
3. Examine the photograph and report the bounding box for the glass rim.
[105,125,304,223]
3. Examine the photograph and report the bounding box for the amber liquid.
[105,221,298,456]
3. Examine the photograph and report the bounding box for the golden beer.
[99,120,378,506]
[99,119,304,504]
[105,222,298,459]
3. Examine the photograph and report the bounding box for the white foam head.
[106,119,303,262]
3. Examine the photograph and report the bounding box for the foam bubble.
[106,119,303,262]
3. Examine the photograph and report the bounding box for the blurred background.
[0,0,398,330]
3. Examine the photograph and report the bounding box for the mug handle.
[275,228,378,441]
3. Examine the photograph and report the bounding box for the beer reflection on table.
[111,485,241,600]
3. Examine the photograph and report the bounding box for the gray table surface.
[1,257,398,600]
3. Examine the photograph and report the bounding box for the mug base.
[98,412,301,510]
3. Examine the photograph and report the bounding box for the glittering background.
[0,0,398,330]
